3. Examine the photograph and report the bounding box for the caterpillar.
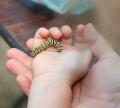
[31,39,62,57]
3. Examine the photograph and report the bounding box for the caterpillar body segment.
[31,39,62,57]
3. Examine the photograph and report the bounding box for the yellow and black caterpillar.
[31,39,62,57]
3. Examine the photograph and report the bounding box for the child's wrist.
[28,72,72,108]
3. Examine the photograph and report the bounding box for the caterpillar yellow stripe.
[31,39,62,57]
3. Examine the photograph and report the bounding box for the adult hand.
[72,23,120,108]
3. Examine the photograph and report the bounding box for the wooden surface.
[0,0,96,48]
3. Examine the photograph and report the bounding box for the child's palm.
[32,45,92,84]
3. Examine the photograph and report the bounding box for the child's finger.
[7,48,32,70]
[17,75,31,96]
[76,24,85,43]
[6,59,32,81]
[34,39,44,48]
[26,38,34,50]
[61,25,72,39]
[35,27,49,39]
[26,38,44,50]
[29,28,49,49]
[49,27,62,39]
[76,24,84,37]
[61,25,72,45]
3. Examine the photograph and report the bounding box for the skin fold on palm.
[6,23,120,108]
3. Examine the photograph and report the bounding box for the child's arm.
[27,72,72,108]
[26,26,92,108]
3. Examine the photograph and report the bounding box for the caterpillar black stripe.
[31,39,62,57]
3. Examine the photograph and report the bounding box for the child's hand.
[6,25,92,94]
[6,26,92,108]
[31,26,92,84]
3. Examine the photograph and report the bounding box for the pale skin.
[6,23,120,108]
[7,24,93,108]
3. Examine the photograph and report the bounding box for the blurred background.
[0,0,120,108]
